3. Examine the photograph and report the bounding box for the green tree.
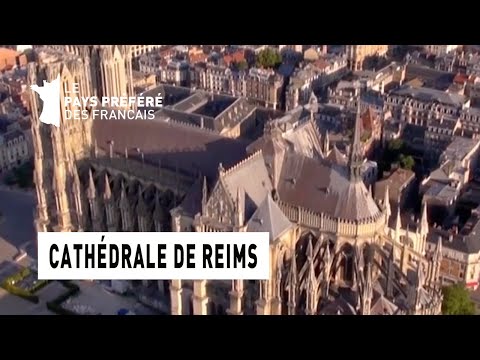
[362,55,389,71]
[13,159,34,188]
[442,284,476,315]
[361,131,371,143]
[233,59,248,71]
[4,173,16,186]
[255,48,282,69]
[388,138,404,152]
[3,159,34,189]
[398,154,415,170]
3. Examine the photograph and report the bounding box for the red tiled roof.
[0,47,21,71]
[453,73,468,85]
[223,50,245,66]
[362,107,376,130]
[189,53,208,64]
[313,58,329,70]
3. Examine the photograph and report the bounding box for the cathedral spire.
[431,237,443,289]
[414,262,426,312]
[119,180,132,231]
[275,258,283,300]
[71,163,84,231]
[386,245,395,298]
[235,186,245,227]
[420,202,428,230]
[305,237,318,315]
[323,130,330,155]
[405,224,411,246]
[103,173,112,200]
[93,139,98,158]
[361,262,373,315]
[348,103,364,182]
[322,243,332,301]
[201,176,208,216]
[419,202,429,255]
[287,251,297,315]
[120,181,128,206]
[394,206,402,242]
[103,173,116,231]
[87,168,96,200]
[87,168,101,231]
[309,92,318,121]
[434,236,442,263]
[384,184,391,221]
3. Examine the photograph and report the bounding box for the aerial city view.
[0,44,479,315]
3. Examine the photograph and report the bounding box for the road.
[0,187,37,260]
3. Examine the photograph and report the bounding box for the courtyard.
[71,281,160,315]
[0,287,55,315]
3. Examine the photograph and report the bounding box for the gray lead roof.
[246,194,293,243]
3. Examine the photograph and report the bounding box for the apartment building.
[385,85,470,127]
[422,45,461,57]
[286,55,347,110]
[0,125,29,173]
[345,45,389,71]
[427,206,480,290]
[421,137,480,222]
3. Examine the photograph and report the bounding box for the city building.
[374,167,416,215]
[189,65,284,109]
[278,45,303,53]
[382,113,402,144]
[385,85,470,127]
[328,80,362,109]
[130,45,162,59]
[132,71,156,93]
[421,137,480,223]
[466,81,480,107]
[360,106,383,157]
[422,45,461,57]
[345,45,389,71]
[0,47,27,72]
[353,62,406,93]
[0,120,29,173]
[244,68,284,109]
[427,206,480,290]
[286,56,348,110]
[460,107,480,134]
[159,60,190,86]
[424,116,462,165]
[148,87,280,139]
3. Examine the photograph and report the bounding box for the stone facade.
[345,45,389,71]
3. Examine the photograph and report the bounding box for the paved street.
[0,187,37,261]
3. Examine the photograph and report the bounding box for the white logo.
[30,75,61,127]
[31,76,162,126]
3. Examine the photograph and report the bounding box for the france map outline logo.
[30,75,61,127]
